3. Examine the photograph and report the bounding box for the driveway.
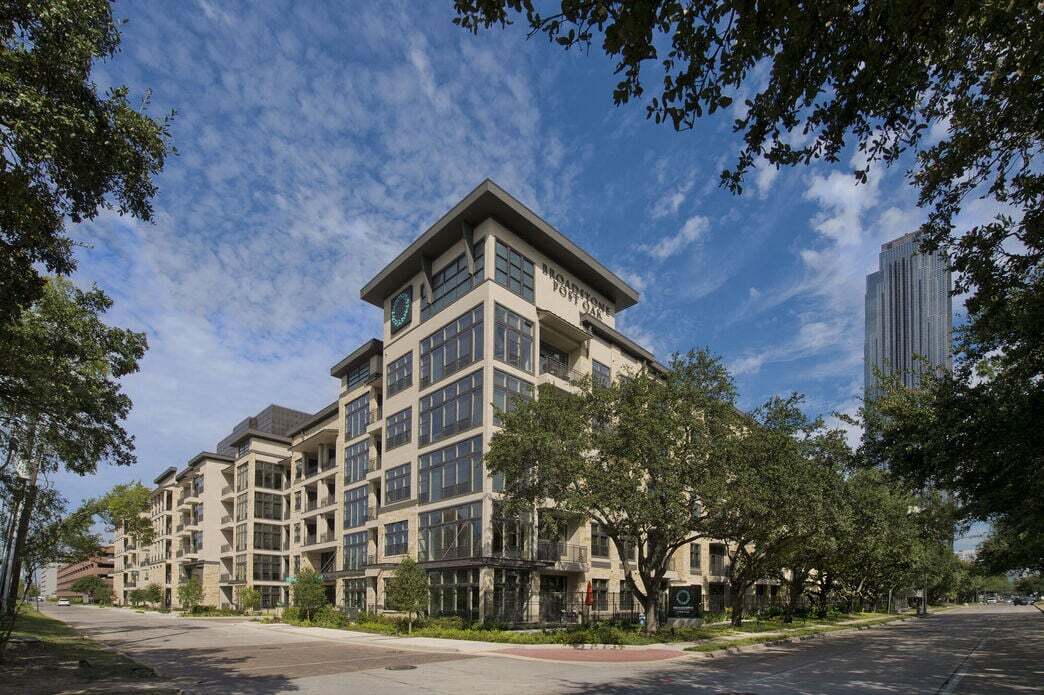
[37,603,1042,694]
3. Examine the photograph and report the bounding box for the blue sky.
[55,1,985,547]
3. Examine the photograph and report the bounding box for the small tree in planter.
[238,585,261,614]
[177,578,204,613]
[143,583,163,607]
[385,557,429,634]
[292,569,327,621]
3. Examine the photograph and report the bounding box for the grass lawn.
[0,607,178,695]
[685,613,911,652]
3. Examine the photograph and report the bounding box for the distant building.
[865,231,952,399]
[36,563,61,598]
[56,546,114,599]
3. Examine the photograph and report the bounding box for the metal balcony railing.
[221,485,232,496]
[367,457,381,473]
[220,544,231,554]
[536,541,588,566]
[539,356,585,382]
[319,531,337,544]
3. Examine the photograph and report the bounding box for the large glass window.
[344,394,370,440]
[386,352,413,396]
[419,242,485,322]
[494,240,535,301]
[690,543,702,571]
[254,492,283,521]
[385,463,411,504]
[591,522,610,558]
[346,362,371,391]
[255,461,285,490]
[418,370,482,446]
[494,304,534,373]
[236,464,248,491]
[235,555,247,581]
[253,554,282,581]
[385,407,412,450]
[418,435,483,503]
[384,520,408,557]
[419,305,483,388]
[259,585,282,608]
[345,578,367,609]
[344,485,368,528]
[492,369,533,425]
[235,523,247,552]
[428,568,480,618]
[592,578,609,611]
[592,360,611,388]
[344,440,369,485]
[254,523,282,551]
[235,493,248,521]
[418,501,482,561]
[343,530,368,571]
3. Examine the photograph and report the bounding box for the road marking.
[936,626,995,695]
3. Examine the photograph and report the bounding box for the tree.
[176,578,203,612]
[455,0,1044,578]
[488,349,738,633]
[1014,574,1043,596]
[142,583,162,607]
[237,586,260,613]
[0,277,146,613]
[70,576,106,603]
[385,557,428,634]
[90,482,156,549]
[0,0,172,331]
[128,588,145,607]
[292,569,327,621]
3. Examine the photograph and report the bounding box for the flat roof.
[359,179,640,311]
[330,338,383,378]
[176,452,234,480]
[287,400,339,438]
[224,429,291,449]
[152,466,177,485]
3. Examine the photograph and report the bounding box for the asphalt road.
[37,603,1042,694]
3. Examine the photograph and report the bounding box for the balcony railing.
[221,485,232,496]
[369,405,383,421]
[709,557,729,576]
[385,431,410,449]
[539,356,584,382]
[367,457,381,473]
[221,515,232,525]
[319,531,337,544]
[320,457,337,473]
[537,541,589,567]
[419,416,478,446]
[220,544,231,554]
[304,499,318,513]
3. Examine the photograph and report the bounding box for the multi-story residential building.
[113,467,178,606]
[865,230,952,399]
[173,452,232,606]
[57,545,114,600]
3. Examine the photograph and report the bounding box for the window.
[237,442,250,459]
[619,580,634,612]
[384,520,408,556]
[494,240,535,301]
[419,242,485,322]
[418,501,482,561]
[345,578,367,609]
[385,463,411,504]
[236,464,248,491]
[254,523,282,551]
[346,362,371,391]
[235,523,247,552]
[418,370,482,446]
[192,475,204,497]
[418,435,483,503]
[386,352,413,396]
[494,304,534,372]
[255,461,285,490]
[592,578,609,611]
[344,394,370,440]
[235,555,247,581]
[254,492,283,521]
[492,369,533,425]
[419,305,483,389]
[690,543,702,571]
[592,360,611,388]
[344,440,369,485]
[344,485,368,528]
[591,523,610,558]
[385,407,412,450]
[343,530,368,571]
[259,585,282,608]
[235,493,248,521]
[427,568,480,617]
[253,554,282,581]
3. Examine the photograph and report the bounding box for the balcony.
[536,541,589,571]
[221,485,233,498]
[367,457,381,473]
[539,356,585,383]
[221,515,232,526]
[709,557,729,576]
[220,544,232,555]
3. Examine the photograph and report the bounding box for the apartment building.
[57,545,114,600]
[113,467,178,606]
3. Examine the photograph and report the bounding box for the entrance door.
[539,575,566,623]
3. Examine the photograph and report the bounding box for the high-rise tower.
[864,231,952,399]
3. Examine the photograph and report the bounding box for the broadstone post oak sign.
[541,262,614,320]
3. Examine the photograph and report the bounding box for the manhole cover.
[385,665,417,671]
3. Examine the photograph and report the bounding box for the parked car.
[56,598,70,606]
[986,597,998,604]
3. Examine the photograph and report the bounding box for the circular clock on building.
[390,287,412,332]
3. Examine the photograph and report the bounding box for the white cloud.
[640,214,710,260]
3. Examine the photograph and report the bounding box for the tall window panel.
[346,362,371,391]
[254,493,283,521]
[418,435,483,503]
[235,493,248,521]
[591,522,610,558]
[236,464,248,491]
[344,485,368,528]
[253,523,282,551]
[235,523,247,552]
[494,240,535,301]
[253,554,282,581]
[494,304,534,373]
[419,242,485,322]
[418,501,482,561]
[255,461,285,490]
[419,305,483,388]
[592,359,611,388]
[343,530,368,571]
[386,351,413,396]
[344,394,370,440]
[384,520,408,557]
[385,407,412,450]
[492,369,533,425]
[385,463,411,504]
[345,578,367,608]
[418,370,483,446]
[344,440,369,485]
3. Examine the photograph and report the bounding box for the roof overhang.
[287,401,339,438]
[330,339,383,378]
[359,179,640,312]
[224,429,291,449]
[153,466,177,485]
[537,309,591,347]
[175,452,234,481]
[290,427,339,453]
[581,313,667,374]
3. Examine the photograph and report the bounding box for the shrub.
[237,586,261,613]
[281,606,301,623]
[314,604,346,628]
